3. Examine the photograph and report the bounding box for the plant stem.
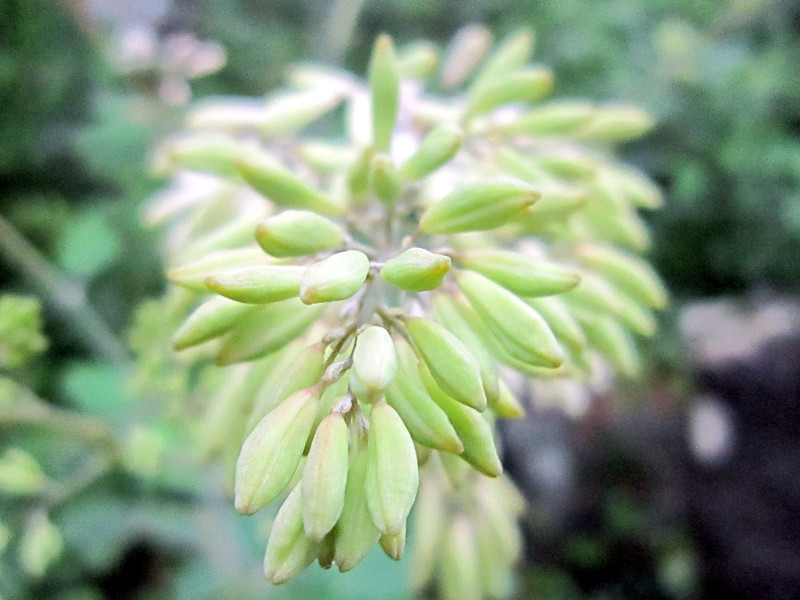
[0,214,130,365]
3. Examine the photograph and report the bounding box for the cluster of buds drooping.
[147,25,665,598]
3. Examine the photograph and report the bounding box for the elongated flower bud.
[405,317,486,411]
[263,484,320,584]
[385,339,463,453]
[399,124,464,180]
[524,296,587,353]
[578,105,654,142]
[497,101,595,136]
[466,68,553,117]
[439,516,482,600]
[299,251,370,304]
[379,526,406,561]
[247,341,325,430]
[255,210,344,258]
[397,41,439,79]
[456,270,564,368]
[456,248,579,297]
[302,412,349,541]
[431,294,500,405]
[364,401,419,535]
[235,387,320,515]
[167,247,269,291]
[469,29,535,95]
[491,378,526,419]
[380,248,451,292]
[173,296,255,350]
[160,134,256,177]
[216,300,324,365]
[575,243,667,308]
[205,265,305,303]
[579,313,640,376]
[333,444,379,572]
[352,326,397,400]
[419,181,539,234]
[420,366,502,477]
[370,154,402,204]
[440,25,492,89]
[237,156,343,216]
[369,35,400,151]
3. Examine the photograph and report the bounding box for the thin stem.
[0,214,130,365]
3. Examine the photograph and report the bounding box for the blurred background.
[1,0,799,598]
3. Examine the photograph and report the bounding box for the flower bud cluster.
[147,25,665,596]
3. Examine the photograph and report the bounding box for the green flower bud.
[437,450,471,488]
[578,105,654,142]
[419,181,540,234]
[0,448,45,495]
[399,124,464,180]
[564,272,657,336]
[534,151,596,181]
[491,379,526,419]
[168,247,269,291]
[578,313,641,377]
[379,526,406,561]
[380,247,451,292]
[405,317,486,411]
[205,265,305,303]
[369,154,402,204]
[475,477,523,562]
[575,243,668,308]
[440,25,493,89]
[497,101,596,136]
[263,484,320,584]
[237,156,343,216]
[247,341,326,431]
[299,250,370,304]
[352,326,397,400]
[369,35,400,151]
[420,365,502,477]
[439,516,482,600]
[255,210,344,258]
[431,293,501,405]
[20,512,63,577]
[385,338,463,453]
[524,296,587,353]
[409,473,448,591]
[364,401,419,536]
[216,299,325,365]
[397,41,439,79]
[346,146,375,202]
[302,412,349,541]
[299,142,357,175]
[466,68,553,117]
[258,89,342,138]
[333,444,379,572]
[235,387,320,515]
[178,214,270,264]
[172,297,254,350]
[456,248,580,297]
[469,29,535,95]
[456,270,564,368]
[160,135,256,177]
